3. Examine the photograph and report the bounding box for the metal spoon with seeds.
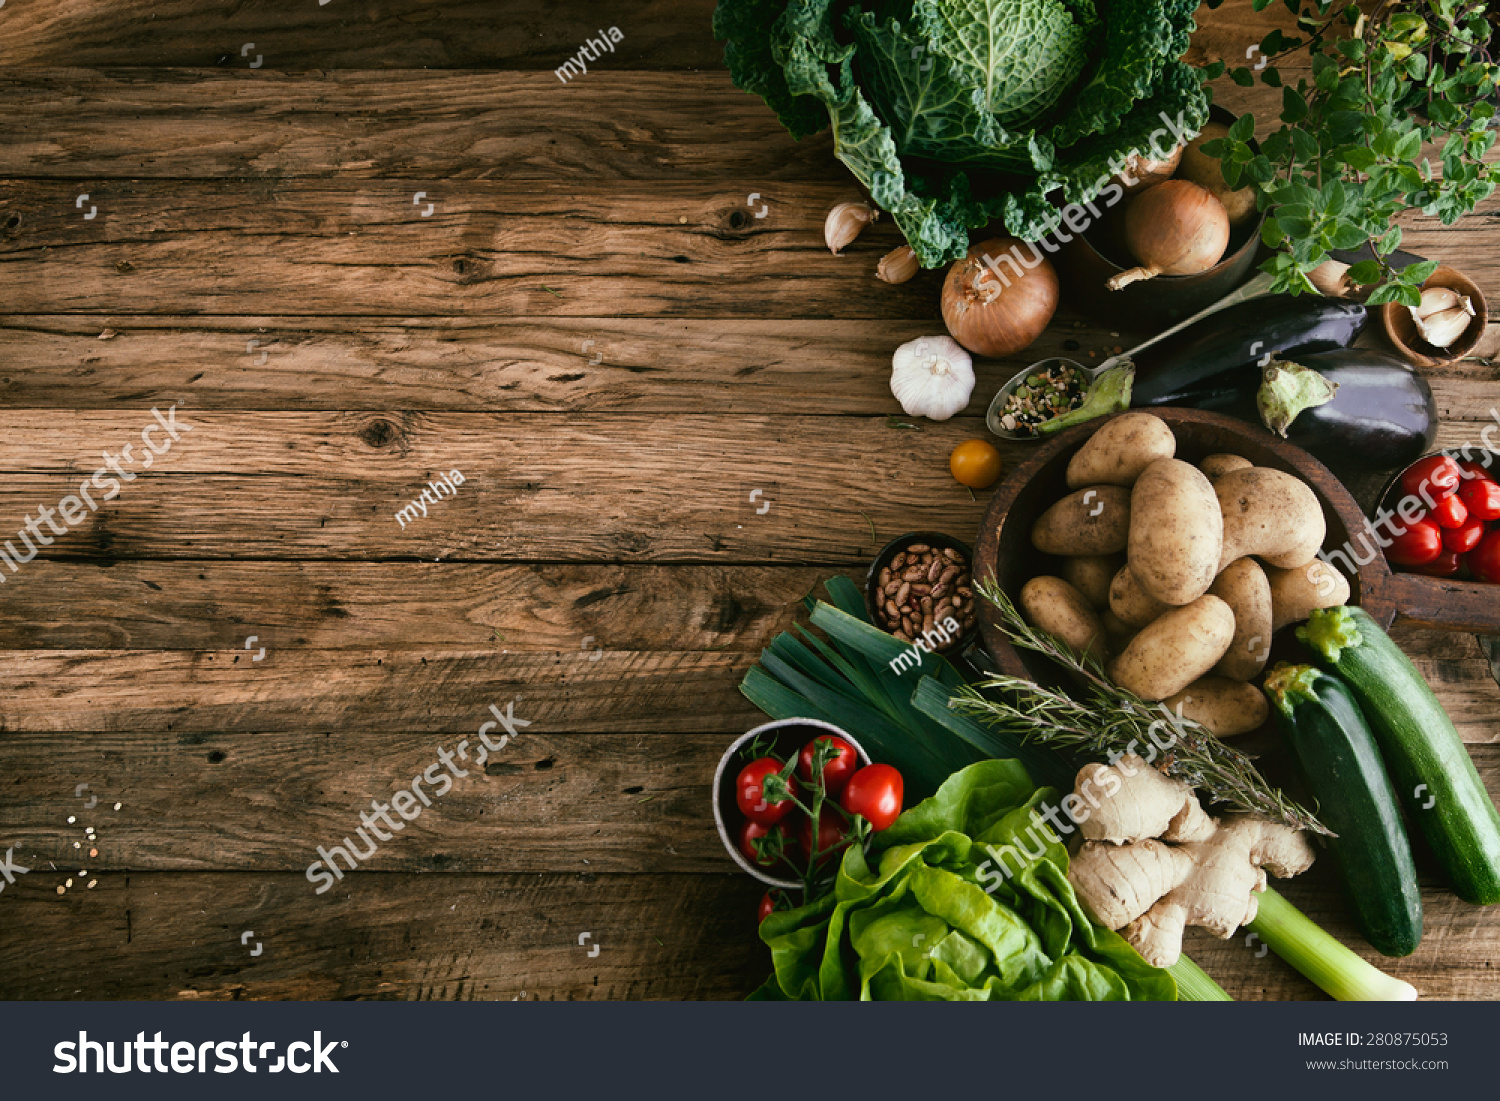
[985,272,1274,441]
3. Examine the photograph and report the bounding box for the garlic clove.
[876,244,919,284]
[825,201,877,255]
[1411,303,1475,349]
[1412,285,1470,319]
[1308,259,1354,299]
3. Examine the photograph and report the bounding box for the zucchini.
[1263,663,1423,956]
[1300,606,1500,905]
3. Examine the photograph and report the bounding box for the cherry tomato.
[737,818,789,870]
[1458,477,1500,522]
[1400,455,1461,501]
[949,439,1003,490]
[1456,458,1496,484]
[797,808,852,868]
[796,735,859,796]
[735,757,798,826]
[1412,549,1463,577]
[840,763,905,831]
[1386,516,1443,567]
[1468,529,1500,584]
[758,890,783,923]
[1443,515,1485,555]
[1429,492,1469,529]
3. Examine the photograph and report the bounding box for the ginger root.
[1067,754,1314,968]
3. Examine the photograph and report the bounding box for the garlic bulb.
[890,336,974,421]
[825,201,877,254]
[877,245,919,284]
[1410,285,1476,349]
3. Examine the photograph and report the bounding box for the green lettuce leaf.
[755,760,1176,1000]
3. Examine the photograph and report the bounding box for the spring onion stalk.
[1250,889,1417,1001]
[1168,956,1233,1002]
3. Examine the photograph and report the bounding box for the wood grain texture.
[0,1,724,71]
[0,72,834,180]
[0,872,767,1001]
[0,314,1492,412]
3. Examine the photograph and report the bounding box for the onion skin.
[1178,123,1258,227]
[941,237,1059,357]
[1109,181,1230,290]
[1117,145,1182,195]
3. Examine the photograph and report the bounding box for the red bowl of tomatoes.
[1373,449,1500,632]
[713,718,907,890]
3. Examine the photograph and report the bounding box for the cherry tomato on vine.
[1468,530,1500,584]
[758,890,783,923]
[737,818,789,870]
[1443,515,1485,555]
[1458,477,1500,522]
[736,757,798,826]
[1429,492,1468,529]
[840,764,905,831]
[797,809,852,869]
[1386,517,1443,567]
[796,735,859,796]
[1400,455,1461,501]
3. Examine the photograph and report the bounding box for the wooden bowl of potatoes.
[973,408,1396,739]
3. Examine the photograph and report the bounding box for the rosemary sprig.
[951,578,1331,836]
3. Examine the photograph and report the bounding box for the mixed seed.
[874,543,976,645]
[997,363,1087,436]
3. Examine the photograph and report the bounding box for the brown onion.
[1116,144,1182,195]
[941,237,1059,357]
[1108,181,1230,290]
[1177,122,1258,227]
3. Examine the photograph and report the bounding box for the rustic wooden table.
[0,0,1495,1001]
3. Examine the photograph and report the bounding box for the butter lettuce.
[750,759,1176,1000]
[713,0,1210,266]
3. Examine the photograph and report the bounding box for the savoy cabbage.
[714,0,1211,266]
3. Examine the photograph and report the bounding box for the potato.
[1107,594,1236,701]
[1100,608,1137,651]
[1065,412,1176,489]
[1200,453,1252,481]
[1216,467,1326,571]
[1128,458,1223,605]
[1109,563,1170,628]
[1031,485,1131,555]
[1163,676,1269,737]
[1267,559,1351,633]
[1020,576,1105,662]
[1061,553,1122,610]
[1209,558,1273,681]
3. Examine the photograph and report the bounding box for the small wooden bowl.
[1381,265,1487,367]
[973,408,1396,682]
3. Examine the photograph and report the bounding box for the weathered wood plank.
[0,314,1492,413]
[3,178,1493,319]
[0,727,736,874]
[0,561,837,650]
[0,1,724,71]
[0,868,1494,1000]
[0,872,767,1001]
[0,644,1494,740]
[0,72,833,180]
[1,725,1496,875]
[0,413,993,563]
[0,179,936,318]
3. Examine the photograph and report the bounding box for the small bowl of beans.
[865,532,978,651]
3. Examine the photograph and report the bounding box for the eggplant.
[1139,348,1438,471]
[1130,295,1368,406]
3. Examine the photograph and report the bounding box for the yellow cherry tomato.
[949,439,1003,489]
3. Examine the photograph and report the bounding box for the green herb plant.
[1202,0,1498,304]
